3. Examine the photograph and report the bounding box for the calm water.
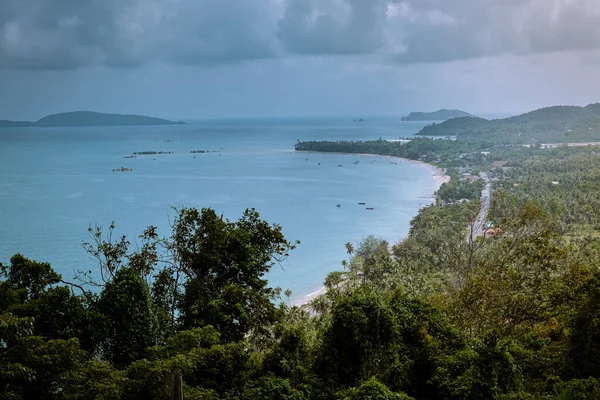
[0,117,436,302]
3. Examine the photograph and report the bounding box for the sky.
[1,0,600,120]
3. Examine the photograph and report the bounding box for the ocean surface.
[0,117,437,303]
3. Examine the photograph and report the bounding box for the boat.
[366,207,375,210]
[336,204,341,208]
[358,202,366,205]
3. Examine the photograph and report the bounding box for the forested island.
[401,109,473,121]
[6,103,600,398]
[0,111,183,127]
[418,103,600,143]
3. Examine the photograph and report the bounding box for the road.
[540,141,600,149]
[468,172,491,240]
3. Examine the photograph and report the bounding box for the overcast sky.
[1,0,600,120]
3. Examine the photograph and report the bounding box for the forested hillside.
[418,104,600,144]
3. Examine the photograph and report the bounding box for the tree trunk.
[171,371,183,400]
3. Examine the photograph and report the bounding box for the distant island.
[401,109,473,121]
[416,103,600,143]
[0,111,184,128]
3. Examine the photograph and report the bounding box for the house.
[492,161,508,168]
[485,227,504,237]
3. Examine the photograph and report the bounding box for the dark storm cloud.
[0,0,280,69]
[277,0,600,62]
[1,0,600,69]
[276,0,388,55]
[386,0,600,63]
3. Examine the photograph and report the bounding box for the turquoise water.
[0,117,435,303]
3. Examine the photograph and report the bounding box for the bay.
[0,117,437,303]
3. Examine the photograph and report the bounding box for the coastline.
[293,150,450,307]
[294,150,450,188]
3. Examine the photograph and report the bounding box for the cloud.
[277,0,600,63]
[384,0,600,63]
[1,0,600,69]
[276,0,388,55]
[0,0,281,69]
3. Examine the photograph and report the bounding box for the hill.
[417,103,600,143]
[35,111,182,127]
[0,120,34,127]
[401,109,473,121]
[585,103,600,116]
[0,111,183,128]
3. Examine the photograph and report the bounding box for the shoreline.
[294,150,450,188]
[293,150,450,307]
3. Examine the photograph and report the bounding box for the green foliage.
[319,287,399,388]
[241,375,309,399]
[492,150,600,228]
[550,378,600,399]
[567,271,600,378]
[295,138,476,167]
[433,332,525,399]
[1,254,60,298]
[96,266,157,369]
[175,207,296,342]
[339,377,415,400]
[437,178,483,203]
[417,104,600,144]
[1,336,88,400]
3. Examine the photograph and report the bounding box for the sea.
[0,117,437,303]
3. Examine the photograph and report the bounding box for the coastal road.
[540,141,600,149]
[468,172,491,241]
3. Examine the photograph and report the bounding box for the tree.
[345,242,354,267]
[174,207,296,342]
[318,287,398,388]
[1,254,60,298]
[340,377,415,400]
[96,266,157,368]
[568,271,600,378]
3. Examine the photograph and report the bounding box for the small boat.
[366,207,375,210]
[336,204,341,208]
[338,164,343,167]
[358,202,366,205]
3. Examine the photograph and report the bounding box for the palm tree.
[345,242,354,264]
[308,296,329,315]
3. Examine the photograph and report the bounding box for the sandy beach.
[293,150,450,307]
